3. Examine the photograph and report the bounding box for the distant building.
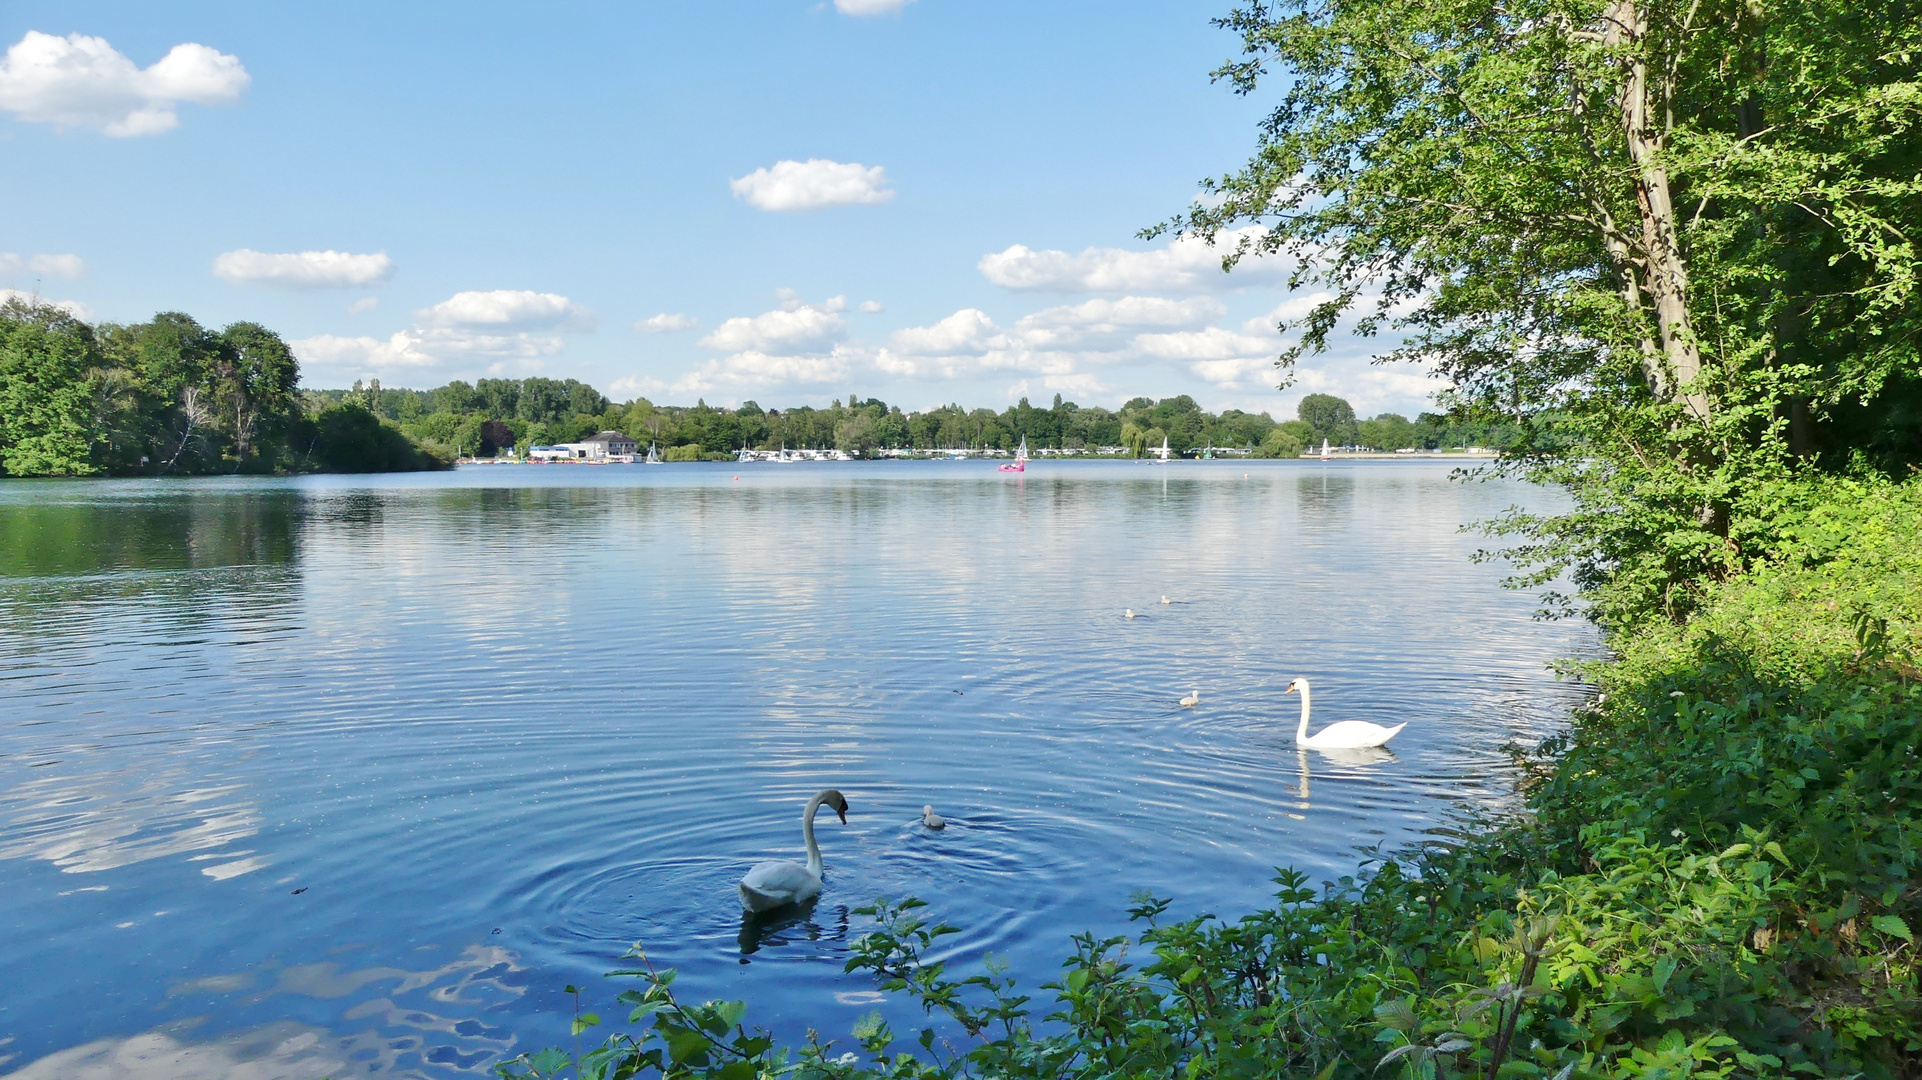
[579,431,639,458]
[532,431,640,461]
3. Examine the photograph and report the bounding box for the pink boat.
[998,436,1029,472]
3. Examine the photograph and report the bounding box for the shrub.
[302,403,453,473]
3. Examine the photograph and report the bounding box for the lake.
[0,460,1595,1079]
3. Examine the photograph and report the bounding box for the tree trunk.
[1605,0,1710,426]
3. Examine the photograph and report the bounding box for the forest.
[2,295,1520,478]
[0,298,447,476]
[323,378,1513,460]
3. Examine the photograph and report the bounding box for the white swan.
[1123,608,1137,619]
[1287,678,1405,748]
[922,805,946,829]
[1179,689,1200,707]
[739,789,848,912]
[1160,595,1173,605]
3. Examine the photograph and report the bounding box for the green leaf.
[571,1012,601,1036]
[1871,914,1913,941]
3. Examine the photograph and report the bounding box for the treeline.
[332,377,1510,460]
[0,300,447,477]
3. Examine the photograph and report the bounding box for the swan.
[1160,596,1173,605]
[739,789,849,912]
[1179,689,1200,707]
[922,805,946,829]
[1123,608,1137,619]
[1287,678,1405,749]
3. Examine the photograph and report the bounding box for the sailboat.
[736,442,754,463]
[1319,438,1332,461]
[999,436,1029,472]
[645,442,663,464]
[1154,435,1172,463]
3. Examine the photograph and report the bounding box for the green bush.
[502,480,1922,1080]
[300,403,453,473]
[666,443,703,462]
[1253,427,1305,458]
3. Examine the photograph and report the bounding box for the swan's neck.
[801,792,827,877]
[1296,682,1312,743]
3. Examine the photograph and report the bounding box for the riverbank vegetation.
[0,299,448,477]
[320,379,1513,460]
[497,0,1920,1071]
[501,476,1922,1077]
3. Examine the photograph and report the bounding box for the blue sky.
[0,0,1436,417]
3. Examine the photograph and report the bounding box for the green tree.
[1255,427,1305,458]
[1173,0,1922,624]
[0,300,100,476]
[1359,412,1416,450]
[834,412,879,456]
[214,322,299,467]
[1296,394,1358,446]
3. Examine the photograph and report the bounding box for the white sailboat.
[1155,435,1172,463]
[1319,438,1331,460]
[645,442,663,464]
[999,435,1028,472]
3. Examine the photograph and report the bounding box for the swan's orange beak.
[1284,685,1297,694]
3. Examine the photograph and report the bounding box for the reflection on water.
[0,462,1596,1078]
[738,900,852,959]
[2,946,524,1078]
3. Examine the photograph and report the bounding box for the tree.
[215,322,299,467]
[1173,0,1922,624]
[1297,394,1358,446]
[1359,413,1417,450]
[0,299,100,476]
[1255,427,1305,458]
[834,412,879,456]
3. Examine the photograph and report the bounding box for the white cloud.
[417,289,594,331]
[1012,296,1225,350]
[730,159,894,212]
[346,297,379,315]
[0,252,86,279]
[289,332,438,371]
[859,300,884,313]
[0,288,91,320]
[1043,372,1110,397]
[666,347,862,397]
[212,249,393,289]
[1241,291,1336,333]
[0,31,247,136]
[889,308,1000,357]
[978,226,1284,294]
[700,298,847,355]
[1287,360,1441,417]
[836,0,916,13]
[636,312,699,333]
[291,288,591,384]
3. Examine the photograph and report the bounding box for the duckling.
[922,805,946,829]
